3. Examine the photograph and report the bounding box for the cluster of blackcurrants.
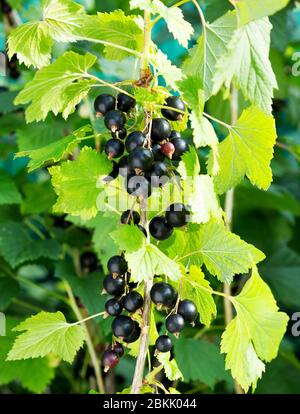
[94,92,189,198]
[149,202,189,241]
[151,282,198,352]
[101,254,144,371]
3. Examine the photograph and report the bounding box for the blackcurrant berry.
[165,203,189,227]
[112,128,127,140]
[121,210,140,225]
[152,143,165,162]
[170,137,189,160]
[128,147,154,171]
[105,298,123,316]
[162,96,186,121]
[150,282,177,308]
[126,174,151,198]
[151,118,171,143]
[149,216,173,241]
[94,94,115,115]
[107,255,128,275]
[117,93,136,112]
[103,275,125,296]
[125,131,145,152]
[161,142,175,159]
[166,314,185,334]
[112,315,135,339]
[123,291,143,313]
[105,139,124,159]
[155,335,173,353]
[102,349,119,371]
[108,342,124,357]
[123,321,141,343]
[178,299,198,323]
[80,252,98,272]
[170,130,181,140]
[118,155,134,177]
[147,161,169,188]
[104,110,126,132]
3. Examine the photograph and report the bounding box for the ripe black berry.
[80,252,98,272]
[125,131,145,152]
[147,161,169,188]
[128,147,154,171]
[166,314,185,334]
[104,110,126,132]
[108,342,124,357]
[155,335,173,353]
[117,93,136,112]
[123,291,143,313]
[126,174,151,198]
[123,321,141,343]
[170,137,189,160]
[161,142,175,159]
[149,216,173,241]
[103,275,125,296]
[121,210,140,225]
[107,255,128,275]
[152,144,165,162]
[162,96,186,121]
[165,203,189,227]
[150,282,177,308]
[118,155,134,177]
[170,130,181,140]
[112,128,127,140]
[151,118,171,143]
[105,298,123,316]
[102,349,119,371]
[94,94,115,115]
[178,300,198,323]
[105,139,124,159]
[112,315,135,338]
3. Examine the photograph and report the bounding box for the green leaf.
[21,181,57,215]
[221,267,289,393]
[0,278,20,310]
[175,337,231,387]
[233,0,290,25]
[177,146,200,179]
[157,352,183,381]
[179,265,216,327]
[117,384,153,394]
[79,10,143,61]
[55,261,106,317]
[212,17,277,114]
[7,0,86,68]
[176,221,265,283]
[49,147,112,220]
[8,22,53,69]
[110,223,144,253]
[0,222,61,268]
[16,125,93,172]
[150,49,183,91]
[125,244,182,283]
[0,319,55,393]
[15,51,97,122]
[127,309,158,357]
[208,106,277,194]
[91,214,119,268]
[131,0,193,48]
[260,247,300,309]
[0,170,22,205]
[183,11,236,99]
[7,311,86,363]
[43,0,86,42]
